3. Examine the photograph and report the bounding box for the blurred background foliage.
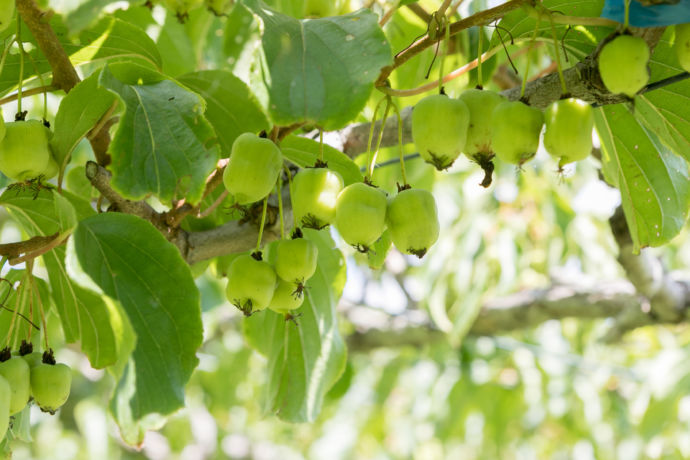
[2,0,690,459]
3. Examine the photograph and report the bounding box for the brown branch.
[0,233,59,260]
[15,0,79,92]
[0,85,58,106]
[344,279,690,351]
[376,0,531,87]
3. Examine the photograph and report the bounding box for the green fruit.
[223,133,283,205]
[30,362,71,414]
[43,156,59,180]
[367,229,392,270]
[0,120,53,181]
[675,24,690,72]
[411,94,470,170]
[0,376,9,443]
[225,254,277,314]
[21,352,43,369]
[0,116,5,143]
[491,101,544,165]
[274,237,318,284]
[304,0,338,17]
[0,0,14,34]
[598,35,650,97]
[292,168,343,229]
[0,357,30,415]
[268,279,304,314]
[386,188,439,258]
[335,182,387,250]
[458,89,505,158]
[543,98,594,167]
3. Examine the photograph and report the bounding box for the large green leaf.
[243,229,347,422]
[491,0,608,61]
[595,105,690,251]
[73,213,203,419]
[245,1,393,130]
[178,70,270,155]
[100,64,220,205]
[51,71,118,168]
[0,188,118,368]
[0,16,161,97]
[635,31,690,163]
[281,135,363,185]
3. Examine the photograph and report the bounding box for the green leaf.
[280,135,363,185]
[0,188,118,368]
[0,16,162,97]
[73,213,203,419]
[491,0,608,60]
[100,64,220,205]
[245,1,393,130]
[178,70,270,155]
[595,105,690,251]
[243,229,347,422]
[71,16,162,69]
[634,32,690,163]
[51,71,118,169]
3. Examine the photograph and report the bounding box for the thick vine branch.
[345,279,690,351]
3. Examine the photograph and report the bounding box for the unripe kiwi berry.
[411,94,470,170]
[225,253,277,315]
[0,120,54,181]
[0,349,30,415]
[675,23,690,72]
[335,182,388,252]
[386,188,439,258]
[0,0,15,34]
[598,34,650,97]
[543,98,594,168]
[0,376,9,443]
[459,88,505,158]
[223,133,283,205]
[291,166,343,229]
[274,234,318,285]
[491,100,544,166]
[30,361,72,414]
[268,279,304,314]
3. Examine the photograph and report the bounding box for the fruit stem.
[520,11,542,99]
[22,48,49,121]
[277,175,285,240]
[367,97,392,181]
[623,0,630,29]
[438,13,450,93]
[5,271,28,348]
[365,96,388,182]
[16,20,25,118]
[255,197,269,253]
[390,100,408,187]
[477,25,484,88]
[0,39,15,83]
[546,10,568,96]
[284,165,298,229]
[318,129,324,163]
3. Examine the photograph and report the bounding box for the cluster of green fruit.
[222,132,440,315]
[412,89,594,174]
[0,119,59,182]
[0,345,72,443]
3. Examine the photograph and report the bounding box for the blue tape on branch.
[601,0,690,27]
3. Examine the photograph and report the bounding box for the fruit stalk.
[546,10,568,96]
[391,101,408,187]
[255,197,269,253]
[520,13,542,99]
